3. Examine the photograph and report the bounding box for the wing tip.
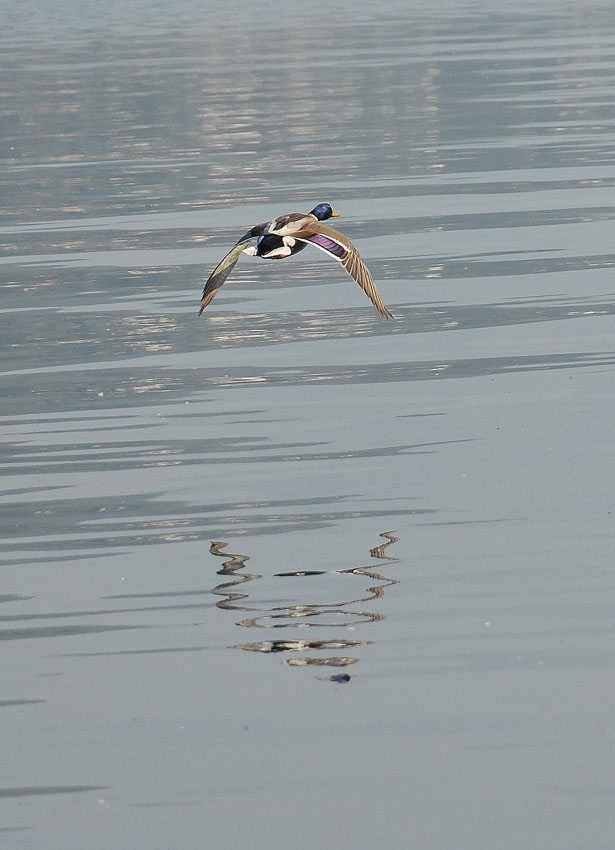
[198,289,219,315]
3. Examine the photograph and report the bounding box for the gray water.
[2,1,615,847]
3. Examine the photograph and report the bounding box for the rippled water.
[2,1,615,847]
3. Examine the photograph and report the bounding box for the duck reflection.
[210,532,398,681]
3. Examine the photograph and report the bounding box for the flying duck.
[198,203,393,319]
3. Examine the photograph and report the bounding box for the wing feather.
[198,229,258,315]
[293,223,393,319]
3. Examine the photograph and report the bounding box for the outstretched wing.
[293,223,393,320]
[198,229,259,315]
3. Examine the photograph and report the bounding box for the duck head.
[309,203,340,221]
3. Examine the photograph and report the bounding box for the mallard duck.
[198,203,393,319]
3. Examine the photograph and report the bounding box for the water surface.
[2,1,615,848]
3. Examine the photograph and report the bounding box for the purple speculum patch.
[304,233,346,258]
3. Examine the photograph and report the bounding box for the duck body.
[252,232,309,260]
[246,203,340,261]
[248,203,336,260]
[198,202,393,319]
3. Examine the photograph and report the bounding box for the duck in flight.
[198,203,393,319]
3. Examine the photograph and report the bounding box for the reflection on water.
[211,532,398,679]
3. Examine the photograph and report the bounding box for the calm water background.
[1,0,615,847]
